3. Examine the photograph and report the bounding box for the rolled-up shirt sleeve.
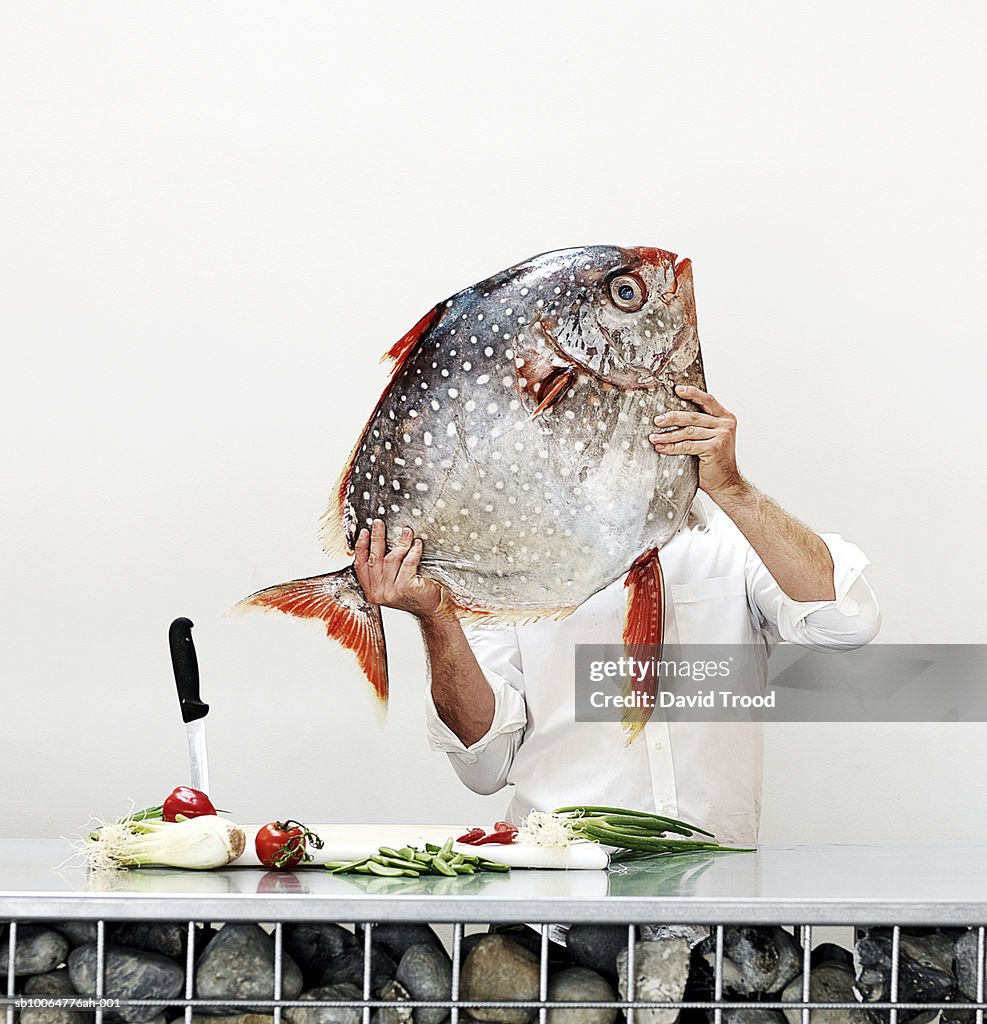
[746,533,881,650]
[423,622,528,795]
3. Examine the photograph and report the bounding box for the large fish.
[238,245,705,737]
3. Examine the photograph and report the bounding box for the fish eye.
[608,273,646,312]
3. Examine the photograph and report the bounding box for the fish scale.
[238,245,706,739]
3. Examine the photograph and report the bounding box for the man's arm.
[353,520,494,744]
[649,384,836,602]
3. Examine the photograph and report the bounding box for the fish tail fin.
[621,548,665,744]
[232,567,388,702]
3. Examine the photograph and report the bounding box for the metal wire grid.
[4,920,986,1024]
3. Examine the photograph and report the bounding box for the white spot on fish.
[477,313,484,320]
[423,431,433,446]
[520,287,529,295]
[463,361,472,371]
[484,346,493,356]
[394,457,406,466]
[392,480,401,491]
[448,388,458,398]
[415,482,429,492]
[504,348,514,359]
[412,508,422,516]
[477,374,490,384]
[430,400,439,411]
[363,491,370,499]
[446,422,457,437]
[487,402,498,414]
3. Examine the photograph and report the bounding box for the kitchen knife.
[169,617,211,796]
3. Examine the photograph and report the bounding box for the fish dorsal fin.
[381,301,444,372]
[320,301,446,557]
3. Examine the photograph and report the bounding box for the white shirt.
[424,494,881,844]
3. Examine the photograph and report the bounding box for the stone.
[617,939,691,1024]
[67,942,185,1023]
[109,924,186,962]
[21,969,93,1024]
[25,971,78,996]
[320,945,396,997]
[358,925,442,963]
[460,934,540,1024]
[565,926,630,980]
[283,984,362,1024]
[0,925,70,976]
[395,943,453,1024]
[194,924,303,1014]
[371,980,413,1024]
[547,966,618,1024]
[954,930,983,1001]
[941,998,978,1024]
[713,1011,788,1024]
[283,925,358,988]
[811,945,855,972]
[781,962,876,1024]
[53,924,100,949]
[853,929,954,1024]
[698,927,802,997]
[186,1017,275,1024]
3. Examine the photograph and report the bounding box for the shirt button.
[662,804,672,813]
[654,742,664,751]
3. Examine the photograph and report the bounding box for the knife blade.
[169,617,211,796]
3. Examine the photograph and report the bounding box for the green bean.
[432,856,456,877]
[365,861,411,877]
[438,838,454,858]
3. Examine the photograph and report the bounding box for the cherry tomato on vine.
[255,820,324,870]
[162,786,217,822]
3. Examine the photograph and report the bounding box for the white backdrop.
[2,1,984,841]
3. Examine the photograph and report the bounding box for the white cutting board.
[235,823,609,871]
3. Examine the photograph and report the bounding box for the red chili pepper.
[457,828,486,844]
[493,821,518,835]
[473,830,517,845]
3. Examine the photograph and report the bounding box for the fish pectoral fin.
[513,335,578,415]
[232,566,389,703]
[621,548,665,743]
[530,366,577,417]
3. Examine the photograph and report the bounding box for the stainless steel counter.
[3,839,985,925]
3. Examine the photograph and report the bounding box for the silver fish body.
[336,244,704,616]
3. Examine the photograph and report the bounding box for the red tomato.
[255,820,324,870]
[162,786,217,822]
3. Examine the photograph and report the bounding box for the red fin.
[622,549,665,743]
[513,323,578,415]
[321,302,446,557]
[382,302,444,369]
[531,366,577,416]
[233,567,388,702]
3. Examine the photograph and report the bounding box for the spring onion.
[516,805,754,857]
[85,814,246,871]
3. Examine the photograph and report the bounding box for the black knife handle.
[169,617,209,723]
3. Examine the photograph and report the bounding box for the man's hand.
[649,384,745,499]
[353,518,447,619]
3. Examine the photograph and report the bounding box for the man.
[353,385,880,843]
